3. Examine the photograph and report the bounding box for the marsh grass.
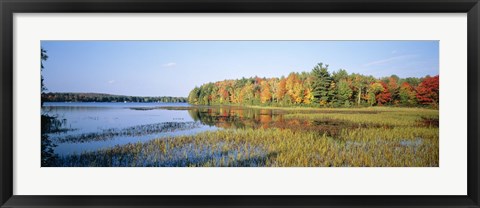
[53,122,201,143]
[284,107,438,127]
[130,106,194,111]
[55,107,439,167]
[57,128,438,167]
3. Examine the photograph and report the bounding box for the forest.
[188,63,439,108]
[42,92,187,103]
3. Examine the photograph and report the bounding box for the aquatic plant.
[54,122,201,143]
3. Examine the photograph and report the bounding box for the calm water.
[42,102,217,155]
[42,102,288,155]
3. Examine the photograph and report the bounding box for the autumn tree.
[352,74,369,106]
[260,80,272,104]
[303,88,314,104]
[387,76,399,105]
[367,82,384,106]
[188,87,200,104]
[267,78,278,103]
[302,76,314,104]
[399,82,417,106]
[336,79,353,107]
[292,82,304,104]
[276,78,287,103]
[218,82,230,104]
[376,81,392,105]
[403,77,422,87]
[285,73,301,104]
[416,75,439,107]
[240,82,255,104]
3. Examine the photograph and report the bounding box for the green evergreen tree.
[311,63,332,105]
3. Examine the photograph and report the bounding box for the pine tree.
[311,63,332,105]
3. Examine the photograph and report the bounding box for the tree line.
[188,63,439,108]
[42,92,187,103]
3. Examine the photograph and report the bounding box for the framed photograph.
[1,0,479,207]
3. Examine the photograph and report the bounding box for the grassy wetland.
[50,105,439,167]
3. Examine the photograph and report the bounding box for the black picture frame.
[1,0,479,207]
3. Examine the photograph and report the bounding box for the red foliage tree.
[375,81,392,105]
[416,75,439,106]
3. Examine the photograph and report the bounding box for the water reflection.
[188,106,285,129]
[187,105,363,137]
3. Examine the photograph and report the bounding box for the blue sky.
[41,41,439,97]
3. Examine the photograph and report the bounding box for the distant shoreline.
[41,92,188,103]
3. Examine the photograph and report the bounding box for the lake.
[42,102,214,155]
[42,102,286,156]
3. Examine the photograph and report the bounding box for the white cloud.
[163,62,176,67]
[107,80,115,84]
[363,55,418,67]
